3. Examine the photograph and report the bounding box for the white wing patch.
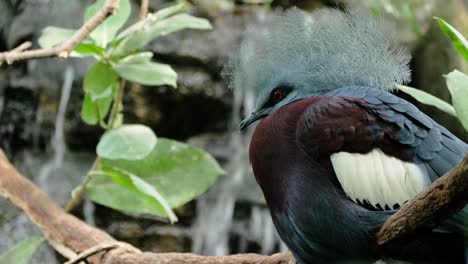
[330,149,431,210]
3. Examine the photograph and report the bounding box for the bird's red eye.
[272,89,285,102]
[267,85,292,106]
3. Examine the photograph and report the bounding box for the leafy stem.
[65,78,126,212]
[108,78,126,129]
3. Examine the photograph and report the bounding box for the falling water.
[36,66,74,195]
[29,65,94,208]
[32,66,96,215]
[192,80,285,256]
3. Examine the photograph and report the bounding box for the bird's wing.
[296,86,467,211]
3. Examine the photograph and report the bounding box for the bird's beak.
[240,111,266,130]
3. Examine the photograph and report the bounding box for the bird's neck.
[249,98,334,210]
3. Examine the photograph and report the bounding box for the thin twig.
[11,41,32,53]
[64,242,120,264]
[65,157,102,212]
[0,0,119,64]
[0,47,59,65]
[108,79,126,129]
[58,0,118,58]
[139,0,149,20]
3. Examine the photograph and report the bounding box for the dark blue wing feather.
[327,86,467,183]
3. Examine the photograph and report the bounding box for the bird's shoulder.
[295,86,467,211]
[297,86,466,163]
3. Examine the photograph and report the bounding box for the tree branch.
[10,41,32,53]
[0,149,466,263]
[377,154,468,247]
[0,0,119,65]
[103,252,291,264]
[0,150,118,263]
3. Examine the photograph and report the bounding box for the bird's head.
[224,7,411,130]
[239,84,306,129]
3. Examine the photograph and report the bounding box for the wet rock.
[7,0,91,48]
[94,203,194,253]
[150,7,270,71]
[0,86,38,156]
[142,234,191,253]
[123,81,231,141]
[13,151,95,205]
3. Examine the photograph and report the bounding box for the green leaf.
[90,83,114,101]
[119,52,154,64]
[113,13,212,55]
[114,56,177,87]
[73,43,106,55]
[84,61,119,98]
[115,3,187,42]
[94,167,177,222]
[80,90,114,125]
[0,236,45,264]
[113,113,124,128]
[397,84,457,117]
[84,0,131,47]
[81,93,99,125]
[86,138,224,218]
[38,26,75,48]
[38,26,103,57]
[242,0,273,3]
[435,17,468,61]
[152,3,188,21]
[96,124,157,160]
[445,70,468,130]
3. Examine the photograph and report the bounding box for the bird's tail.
[439,206,468,264]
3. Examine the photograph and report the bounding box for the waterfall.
[37,66,74,194]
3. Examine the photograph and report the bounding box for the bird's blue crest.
[223,7,411,97]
